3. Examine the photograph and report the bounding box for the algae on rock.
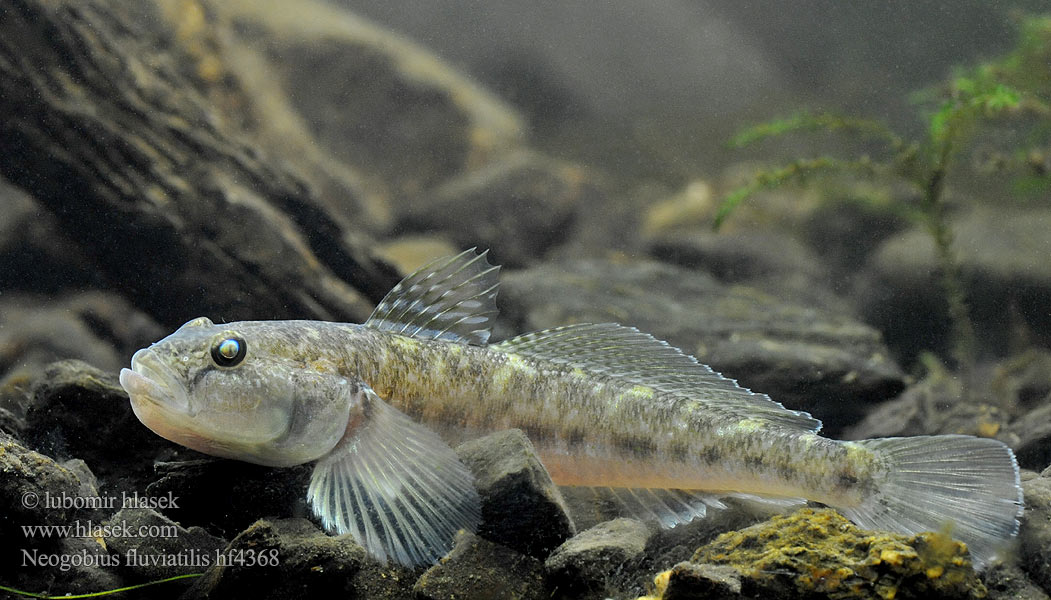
[649,508,985,600]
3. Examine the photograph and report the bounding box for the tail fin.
[840,435,1022,568]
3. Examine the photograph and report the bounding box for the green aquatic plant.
[716,14,1051,376]
[0,573,203,598]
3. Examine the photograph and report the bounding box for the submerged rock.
[20,360,172,482]
[183,518,365,599]
[862,206,1051,363]
[1020,469,1051,594]
[456,429,576,559]
[103,508,225,581]
[544,518,653,598]
[658,562,743,600]
[500,258,905,433]
[144,459,312,539]
[0,177,94,295]
[844,352,1051,471]
[649,229,849,314]
[414,531,546,600]
[397,152,587,268]
[0,431,91,541]
[0,293,163,387]
[0,0,397,328]
[206,0,525,203]
[652,508,985,600]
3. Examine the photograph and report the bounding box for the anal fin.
[565,487,807,531]
[307,384,481,566]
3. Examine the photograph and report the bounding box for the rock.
[200,0,524,205]
[0,432,96,559]
[659,562,743,600]
[21,360,173,481]
[0,177,94,294]
[374,236,462,274]
[456,429,575,559]
[0,293,163,385]
[144,459,312,539]
[667,508,985,600]
[0,433,137,597]
[862,206,1051,363]
[844,352,1051,471]
[843,365,1004,440]
[642,180,718,237]
[183,518,365,600]
[1020,471,1051,594]
[981,562,1051,600]
[799,190,912,279]
[500,258,905,433]
[398,153,588,268]
[414,531,546,600]
[103,508,225,580]
[544,518,653,598]
[649,229,850,313]
[18,537,125,599]
[0,0,397,329]
[993,351,1051,469]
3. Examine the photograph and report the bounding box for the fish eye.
[211,335,247,367]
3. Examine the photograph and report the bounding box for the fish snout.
[121,349,191,413]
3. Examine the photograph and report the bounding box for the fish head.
[120,317,355,467]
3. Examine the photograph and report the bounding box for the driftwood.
[0,0,398,327]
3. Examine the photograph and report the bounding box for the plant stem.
[921,145,977,388]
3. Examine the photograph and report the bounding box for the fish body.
[120,250,1023,568]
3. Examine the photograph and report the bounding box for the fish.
[119,249,1023,568]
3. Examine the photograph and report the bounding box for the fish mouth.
[120,348,192,415]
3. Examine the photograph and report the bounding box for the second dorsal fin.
[365,248,500,345]
[494,323,821,432]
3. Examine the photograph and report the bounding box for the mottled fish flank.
[120,249,1024,568]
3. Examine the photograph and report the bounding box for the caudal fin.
[840,435,1022,568]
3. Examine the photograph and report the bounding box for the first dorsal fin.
[493,323,821,432]
[365,248,500,345]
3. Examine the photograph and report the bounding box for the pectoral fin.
[307,384,481,566]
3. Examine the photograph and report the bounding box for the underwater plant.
[715,14,1051,377]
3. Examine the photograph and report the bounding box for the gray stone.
[209,0,524,203]
[1020,472,1051,594]
[0,177,94,294]
[143,459,312,539]
[862,206,1051,362]
[844,352,1051,471]
[19,537,125,599]
[399,152,586,268]
[544,518,653,597]
[0,0,396,329]
[183,518,365,600]
[0,293,164,384]
[981,562,1051,600]
[0,431,96,563]
[0,431,87,523]
[662,562,743,600]
[500,258,905,433]
[649,230,849,314]
[21,360,175,480]
[0,432,132,596]
[456,429,575,559]
[104,508,225,580]
[414,531,546,600]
